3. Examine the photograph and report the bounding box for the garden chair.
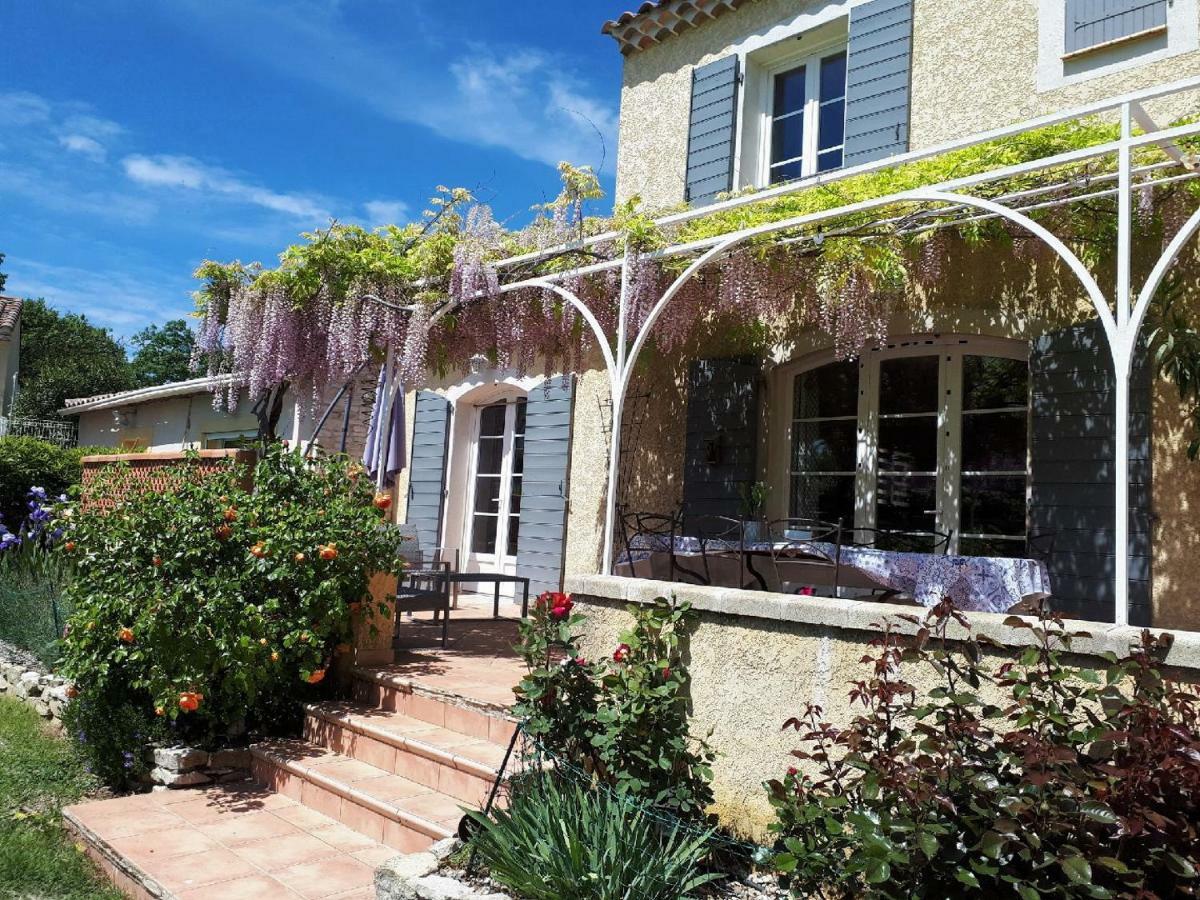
[617,506,707,585]
[766,517,844,596]
[394,525,453,649]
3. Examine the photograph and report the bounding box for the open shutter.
[1028,321,1153,625]
[686,55,740,207]
[515,378,575,596]
[844,0,913,167]
[681,357,759,535]
[405,390,451,551]
[1065,0,1167,55]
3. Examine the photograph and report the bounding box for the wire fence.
[0,416,78,448]
[0,575,70,667]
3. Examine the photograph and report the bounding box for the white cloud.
[122,154,332,221]
[0,91,51,126]
[363,199,410,225]
[58,134,106,161]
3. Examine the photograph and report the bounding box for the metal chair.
[766,518,844,596]
[617,506,706,584]
[394,525,453,649]
[847,527,953,555]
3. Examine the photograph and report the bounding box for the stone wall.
[0,638,73,727]
[566,574,1200,839]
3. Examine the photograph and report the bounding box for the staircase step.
[304,702,512,805]
[250,738,463,856]
[352,667,518,745]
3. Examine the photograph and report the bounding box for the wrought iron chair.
[617,506,706,584]
[846,527,953,555]
[766,518,844,596]
[394,525,453,649]
[695,515,752,589]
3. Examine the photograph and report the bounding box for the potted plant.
[740,481,769,543]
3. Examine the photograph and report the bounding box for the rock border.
[375,838,510,900]
[0,637,73,727]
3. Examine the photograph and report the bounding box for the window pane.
[795,361,858,418]
[473,476,501,513]
[818,99,845,151]
[770,159,803,184]
[507,514,521,557]
[477,436,503,475]
[471,514,498,555]
[511,435,525,475]
[960,474,1026,537]
[819,51,847,102]
[817,148,843,173]
[879,356,939,414]
[791,474,855,525]
[963,411,1027,472]
[479,403,505,437]
[959,536,1027,559]
[878,417,939,472]
[876,474,937,534]
[963,356,1028,410]
[771,115,805,165]
[514,398,527,435]
[773,65,807,116]
[794,420,857,472]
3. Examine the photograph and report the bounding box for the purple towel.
[363,364,406,487]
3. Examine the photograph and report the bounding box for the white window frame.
[753,38,848,187]
[202,429,257,449]
[462,397,526,577]
[778,334,1031,554]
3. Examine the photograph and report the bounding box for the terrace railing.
[0,416,78,448]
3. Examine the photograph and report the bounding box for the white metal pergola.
[370,75,1200,627]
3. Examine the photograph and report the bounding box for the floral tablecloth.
[619,535,1051,614]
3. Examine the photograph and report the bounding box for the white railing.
[0,416,78,448]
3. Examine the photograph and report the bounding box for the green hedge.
[0,438,129,529]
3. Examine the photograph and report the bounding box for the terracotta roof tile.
[602,0,756,55]
[0,296,22,341]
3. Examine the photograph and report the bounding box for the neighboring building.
[388,0,1200,631]
[0,296,22,416]
[60,374,376,457]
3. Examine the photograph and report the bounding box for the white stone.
[428,838,460,862]
[150,767,211,788]
[411,875,479,900]
[46,684,74,703]
[375,852,439,900]
[153,746,209,771]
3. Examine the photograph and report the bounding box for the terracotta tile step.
[351,667,518,744]
[250,738,463,856]
[304,701,518,804]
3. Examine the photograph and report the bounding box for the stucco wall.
[0,323,17,416]
[568,574,1200,838]
[613,0,1200,210]
[76,392,263,451]
[1152,377,1200,630]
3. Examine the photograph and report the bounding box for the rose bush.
[513,593,715,818]
[57,443,402,749]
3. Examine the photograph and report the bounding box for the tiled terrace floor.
[66,783,386,899]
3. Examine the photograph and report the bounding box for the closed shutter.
[1028,321,1153,625]
[686,55,740,207]
[844,0,913,167]
[1065,0,1167,55]
[681,357,759,535]
[405,391,451,551]
[515,378,575,596]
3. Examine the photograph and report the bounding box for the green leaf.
[1167,853,1196,879]
[1079,802,1119,825]
[865,860,891,884]
[955,870,981,888]
[1060,856,1092,885]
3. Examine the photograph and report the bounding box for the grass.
[0,697,124,899]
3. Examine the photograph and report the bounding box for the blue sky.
[0,1,624,339]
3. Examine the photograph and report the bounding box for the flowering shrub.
[767,600,1200,899]
[57,443,402,747]
[513,593,715,818]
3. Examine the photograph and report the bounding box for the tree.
[0,252,7,294]
[11,300,134,420]
[128,319,195,388]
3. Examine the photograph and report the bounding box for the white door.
[465,399,526,581]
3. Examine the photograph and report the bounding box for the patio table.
[619,536,1051,614]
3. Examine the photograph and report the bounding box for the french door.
[465,399,526,578]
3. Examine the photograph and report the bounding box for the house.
[392,0,1200,631]
[61,373,376,457]
[0,296,22,417]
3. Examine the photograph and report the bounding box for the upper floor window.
[765,48,848,185]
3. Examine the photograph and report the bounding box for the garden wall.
[566,574,1200,840]
[81,449,255,504]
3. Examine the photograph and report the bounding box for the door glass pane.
[878,356,939,414]
[791,474,855,525]
[795,360,858,418]
[506,399,527,559]
[960,475,1026,540]
[793,420,857,472]
[878,418,939,472]
[476,436,503,476]
[471,515,498,555]
[963,356,1028,410]
[479,403,505,436]
[960,536,1027,559]
[963,411,1027,472]
[875,475,937,535]
[473,477,501,514]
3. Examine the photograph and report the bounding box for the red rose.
[797,586,816,596]
[613,643,630,663]
[549,595,573,619]
[661,666,671,679]
[574,656,587,667]
[787,766,798,776]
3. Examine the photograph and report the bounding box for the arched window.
[787,336,1030,557]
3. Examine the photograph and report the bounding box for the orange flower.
[223,507,238,522]
[294,552,306,563]
[178,691,201,712]
[250,542,267,558]
[155,706,165,717]
[373,492,392,511]
[307,669,326,684]
[259,638,268,646]
[270,651,280,662]
[215,524,232,541]
[318,543,338,561]
[152,556,163,567]
[64,541,77,552]
[118,627,135,644]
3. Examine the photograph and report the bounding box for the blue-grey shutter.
[515,378,575,596]
[686,55,740,207]
[405,391,451,550]
[843,0,913,167]
[1065,0,1167,55]
[1028,321,1153,625]
[681,357,759,535]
